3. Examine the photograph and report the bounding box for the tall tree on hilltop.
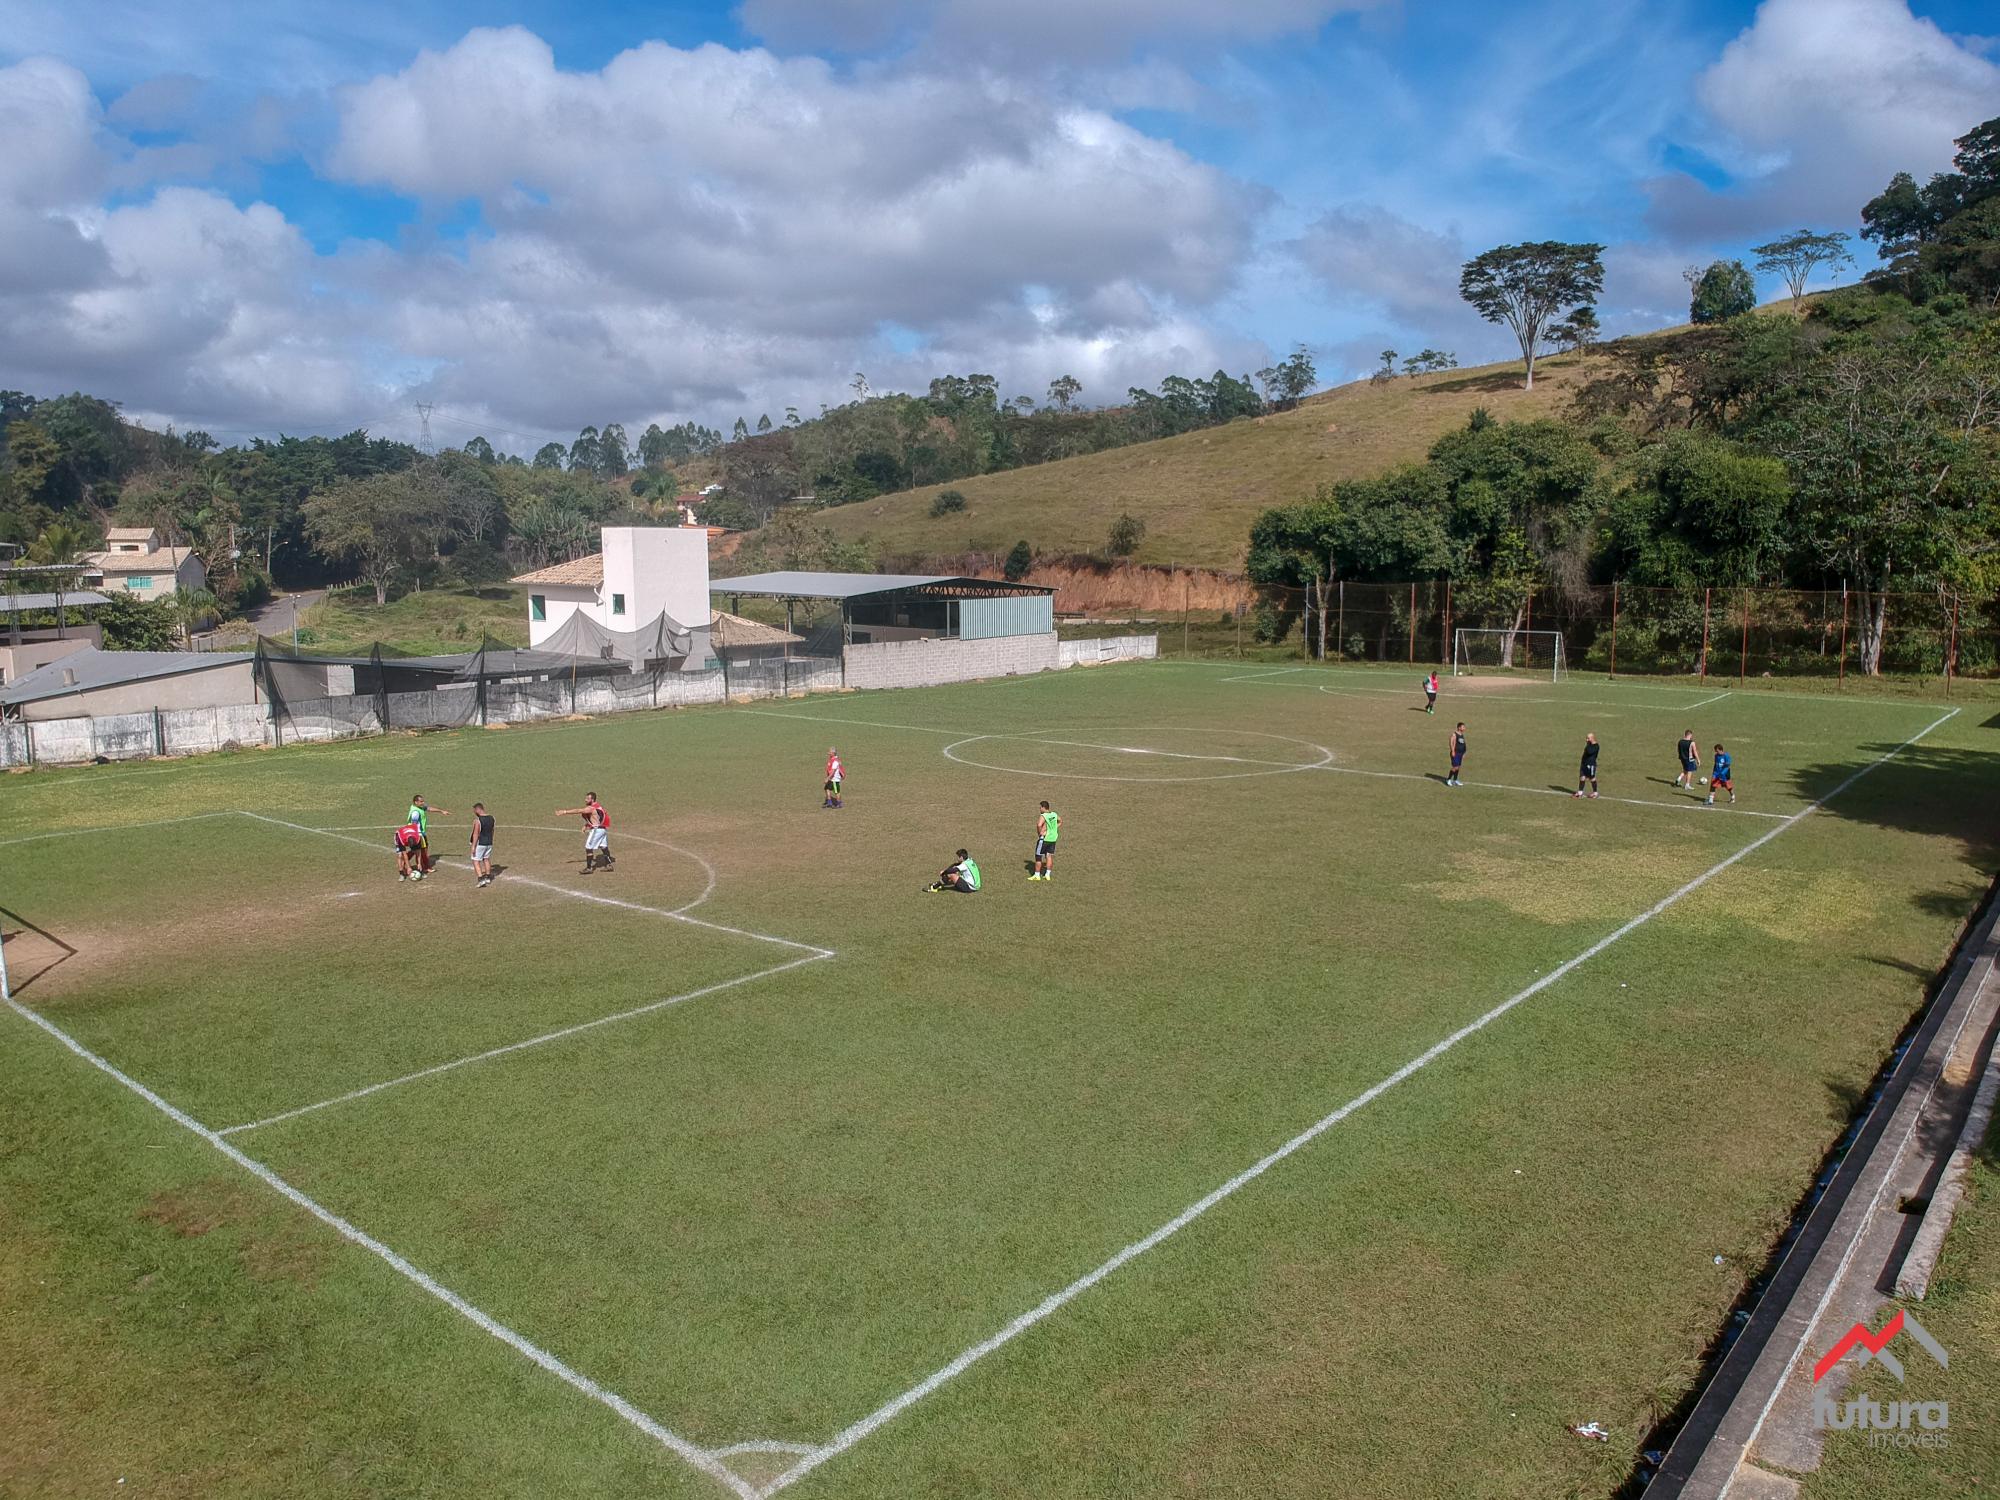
[1458,242,1604,389]
[1686,260,1756,323]
[1751,229,1854,311]
[1256,345,1316,410]
[1046,374,1082,411]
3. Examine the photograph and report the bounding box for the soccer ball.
[1699,776,1709,786]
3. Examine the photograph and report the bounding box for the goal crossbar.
[1452,628,1566,681]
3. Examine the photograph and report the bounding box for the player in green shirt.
[928,849,981,894]
[404,793,448,878]
[1031,801,1059,881]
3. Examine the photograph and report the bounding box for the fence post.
[1442,580,1451,665]
[1182,568,1190,659]
[1739,592,1749,684]
[1700,586,1711,682]
[1946,593,1959,697]
[1408,582,1416,665]
[1838,586,1849,687]
[1609,582,1618,677]
[154,706,165,757]
[1524,588,1533,669]
[1336,579,1344,661]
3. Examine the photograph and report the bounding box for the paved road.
[246,588,326,638]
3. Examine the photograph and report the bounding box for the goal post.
[1452,628,1567,681]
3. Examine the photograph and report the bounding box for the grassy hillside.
[816,352,1606,570]
[297,586,529,655]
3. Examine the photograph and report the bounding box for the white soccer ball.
[1699,776,1709,786]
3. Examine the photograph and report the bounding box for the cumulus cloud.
[0,27,1281,443]
[1648,0,2000,241]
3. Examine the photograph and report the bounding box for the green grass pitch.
[4,661,1997,1499]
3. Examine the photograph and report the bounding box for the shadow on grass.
[1418,370,1532,395]
[0,905,78,997]
[1787,744,2000,873]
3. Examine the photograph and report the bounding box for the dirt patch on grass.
[138,1179,256,1238]
[1675,867,1876,943]
[137,1179,330,1285]
[1416,845,1683,924]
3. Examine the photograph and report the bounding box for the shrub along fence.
[1058,582,1998,685]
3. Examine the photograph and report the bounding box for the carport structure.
[709,572,1054,650]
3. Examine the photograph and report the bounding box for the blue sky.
[1,0,1995,448]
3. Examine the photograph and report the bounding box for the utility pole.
[415,402,437,455]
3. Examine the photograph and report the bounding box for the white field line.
[1683,690,1734,710]
[1216,666,1306,684]
[0,810,240,848]
[299,825,721,914]
[0,989,760,1500]
[1022,733,1789,818]
[763,706,1961,1497]
[759,712,1789,818]
[240,813,830,958]
[215,952,831,1136]
[1146,657,1958,711]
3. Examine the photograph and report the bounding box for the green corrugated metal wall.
[957,595,1054,639]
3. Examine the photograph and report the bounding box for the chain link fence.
[1057,582,1999,685]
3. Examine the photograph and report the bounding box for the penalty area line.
[762,705,1961,1497]
[0,991,760,1500]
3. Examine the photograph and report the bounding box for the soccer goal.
[1452,628,1567,681]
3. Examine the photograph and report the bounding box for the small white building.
[83,527,207,599]
[511,526,712,663]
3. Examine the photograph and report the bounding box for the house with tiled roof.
[83,527,206,600]
[510,526,712,663]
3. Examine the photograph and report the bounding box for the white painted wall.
[526,584,598,648]
[524,528,710,648]
[603,527,709,629]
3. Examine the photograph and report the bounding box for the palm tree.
[166,587,219,648]
[26,519,98,638]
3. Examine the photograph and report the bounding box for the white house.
[512,526,712,664]
[83,527,207,599]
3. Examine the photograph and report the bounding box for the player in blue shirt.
[1705,744,1734,806]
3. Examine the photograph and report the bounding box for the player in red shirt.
[393,820,425,882]
[553,792,615,874]
[823,747,844,809]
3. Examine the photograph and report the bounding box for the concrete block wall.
[1058,635,1158,667]
[161,704,268,755]
[0,637,1154,770]
[845,632,1059,691]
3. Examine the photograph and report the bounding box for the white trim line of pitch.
[240,813,831,958]
[761,706,1960,1496]
[0,990,761,1500]
[0,810,240,848]
[748,712,1792,817]
[215,952,831,1136]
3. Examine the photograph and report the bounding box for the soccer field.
[4,661,1997,1499]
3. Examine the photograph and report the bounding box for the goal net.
[1452,628,1567,681]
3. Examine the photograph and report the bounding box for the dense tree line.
[1253,113,2000,675]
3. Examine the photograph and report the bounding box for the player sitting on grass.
[1031,801,1059,881]
[1574,733,1600,799]
[394,819,426,881]
[555,794,614,874]
[1706,745,1735,806]
[927,849,981,894]
[823,747,844,809]
[1675,729,1700,788]
[469,803,495,887]
[1446,722,1467,786]
[406,793,447,875]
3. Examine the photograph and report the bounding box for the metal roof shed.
[709,572,1054,645]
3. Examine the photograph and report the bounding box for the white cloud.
[1649,0,2000,241]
